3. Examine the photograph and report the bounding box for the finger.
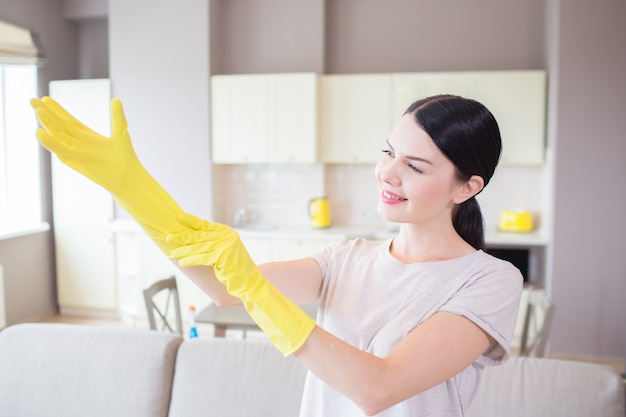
[167,229,222,245]
[37,109,106,153]
[169,238,219,258]
[30,97,45,112]
[166,230,202,246]
[35,128,65,154]
[110,98,129,139]
[40,96,103,139]
[34,108,76,150]
[177,212,215,231]
[177,254,219,268]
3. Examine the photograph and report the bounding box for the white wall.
[108,0,212,219]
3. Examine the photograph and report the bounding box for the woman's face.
[375,114,472,227]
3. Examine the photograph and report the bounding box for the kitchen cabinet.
[213,71,546,165]
[320,74,394,164]
[49,79,117,314]
[468,71,546,165]
[392,71,547,165]
[240,235,339,263]
[211,73,318,164]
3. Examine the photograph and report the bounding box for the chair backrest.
[143,276,183,336]
[519,287,555,357]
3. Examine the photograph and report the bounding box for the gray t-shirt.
[301,238,523,417]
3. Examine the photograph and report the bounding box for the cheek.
[409,178,451,203]
[420,182,442,200]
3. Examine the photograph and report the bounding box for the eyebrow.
[386,139,434,165]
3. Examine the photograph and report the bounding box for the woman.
[32,94,522,416]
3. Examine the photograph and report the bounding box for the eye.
[382,149,394,158]
[408,163,423,174]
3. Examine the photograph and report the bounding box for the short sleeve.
[441,259,523,365]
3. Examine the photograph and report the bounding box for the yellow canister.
[309,197,332,228]
[498,209,534,232]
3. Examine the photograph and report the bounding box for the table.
[196,302,319,337]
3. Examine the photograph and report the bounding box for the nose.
[375,155,400,186]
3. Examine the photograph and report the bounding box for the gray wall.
[1,0,625,358]
[550,1,626,356]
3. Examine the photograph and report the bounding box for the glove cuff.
[240,275,316,356]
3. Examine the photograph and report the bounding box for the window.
[0,19,45,236]
[0,63,41,234]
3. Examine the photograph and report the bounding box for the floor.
[30,313,626,376]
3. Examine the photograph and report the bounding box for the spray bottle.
[188,305,198,339]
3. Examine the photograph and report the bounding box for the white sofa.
[0,323,623,417]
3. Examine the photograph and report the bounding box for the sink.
[236,223,276,231]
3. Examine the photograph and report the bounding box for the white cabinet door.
[50,79,117,313]
[391,71,547,165]
[55,230,115,310]
[211,75,270,163]
[273,238,337,260]
[320,74,393,164]
[239,236,274,264]
[211,73,318,164]
[240,236,339,262]
[468,71,547,165]
[269,73,318,163]
[392,72,473,117]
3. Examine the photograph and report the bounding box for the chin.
[377,205,398,223]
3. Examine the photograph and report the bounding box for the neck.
[389,223,476,264]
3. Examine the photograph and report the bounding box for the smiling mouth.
[382,190,407,201]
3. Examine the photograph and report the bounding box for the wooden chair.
[519,287,555,357]
[143,276,183,336]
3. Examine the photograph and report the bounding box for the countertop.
[241,225,548,247]
[111,218,548,248]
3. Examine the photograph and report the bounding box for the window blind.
[0,20,45,65]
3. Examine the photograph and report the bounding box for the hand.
[31,96,185,254]
[168,213,316,356]
[167,214,256,295]
[32,97,139,195]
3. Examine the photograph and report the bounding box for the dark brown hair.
[405,95,502,250]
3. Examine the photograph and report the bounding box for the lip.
[380,190,407,205]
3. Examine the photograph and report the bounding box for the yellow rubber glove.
[168,213,316,356]
[31,96,185,254]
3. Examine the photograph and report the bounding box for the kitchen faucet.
[233,208,246,228]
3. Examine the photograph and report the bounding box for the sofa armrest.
[466,356,626,417]
[0,323,183,417]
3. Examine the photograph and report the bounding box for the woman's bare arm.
[295,311,494,416]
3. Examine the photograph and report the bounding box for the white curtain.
[0,20,45,65]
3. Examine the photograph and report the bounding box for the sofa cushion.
[169,338,307,417]
[0,323,182,417]
[466,356,625,417]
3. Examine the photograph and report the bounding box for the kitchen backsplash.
[212,157,551,235]
[212,163,386,229]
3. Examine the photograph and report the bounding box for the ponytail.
[453,197,485,250]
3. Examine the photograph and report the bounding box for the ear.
[453,175,484,204]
